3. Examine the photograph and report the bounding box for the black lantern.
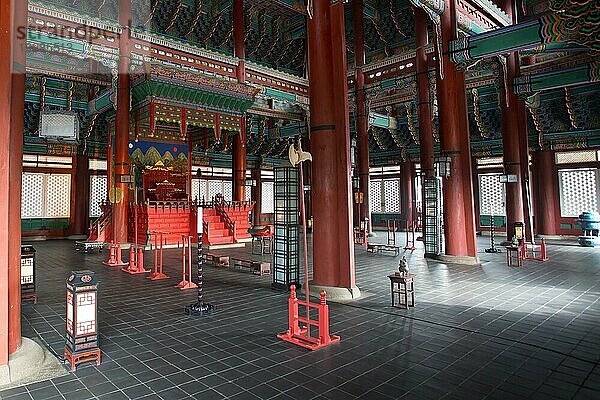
[64,270,101,371]
[20,245,37,304]
[272,166,300,290]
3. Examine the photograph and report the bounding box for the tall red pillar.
[232,0,246,202]
[70,154,90,237]
[251,160,262,226]
[415,8,435,239]
[308,0,358,297]
[499,0,530,238]
[7,0,27,357]
[532,150,559,235]
[352,0,371,233]
[113,0,131,244]
[0,0,14,366]
[435,0,478,261]
[232,119,246,202]
[400,161,415,228]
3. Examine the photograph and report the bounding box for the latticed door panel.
[262,182,274,214]
[21,173,44,218]
[46,174,71,218]
[369,180,382,213]
[222,181,233,201]
[192,179,208,202]
[558,169,600,217]
[89,175,107,217]
[383,179,400,213]
[207,181,222,200]
[479,174,506,216]
[191,179,200,202]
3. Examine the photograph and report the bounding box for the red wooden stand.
[353,227,367,248]
[277,285,340,351]
[21,293,37,304]
[122,245,148,274]
[148,231,169,280]
[64,348,101,372]
[176,235,197,290]
[102,242,127,267]
[404,221,416,251]
[522,239,548,261]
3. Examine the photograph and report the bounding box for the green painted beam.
[263,87,297,103]
[451,14,572,62]
[368,112,397,129]
[515,63,599,94]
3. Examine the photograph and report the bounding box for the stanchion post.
[288,285,300,336]
[185,205,215,316]
[318,291,329,342]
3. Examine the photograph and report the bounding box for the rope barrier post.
[288,285,300,336]
[404,221,416,251]
[540,238,548,261]
[148,232,168,280]
[485,214,502,253]
[186,204,215,316]
[176,235,197,290]
[318,291,330,343]
[103,241,128,267]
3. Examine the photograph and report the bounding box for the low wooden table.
[203,253,229,267]
[75,241,104,253]
[388,273,415,309]
[251,234,273,255]
[505,245,522,267]
[231,257,271,276]
[368,243,400,256]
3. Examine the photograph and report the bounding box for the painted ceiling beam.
[369,112,398,129]
[451,13,573,62]
[515,62,599,94]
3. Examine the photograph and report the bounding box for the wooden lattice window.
[21,173,71,218]
[558,168,600,217]
[262,181,274,214]
[478,174,506,216]
[89,175,107,217]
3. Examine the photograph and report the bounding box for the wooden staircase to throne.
[203,197,254,246]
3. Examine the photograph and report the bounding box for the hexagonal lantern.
[64,270,101,371]
[272,166,300,291]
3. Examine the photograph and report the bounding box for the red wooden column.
[251,160,262,226]
[7,0,27,358]
[415,8,435,239]
[232,119,246,202]
[532,150,558,235]
[232,0,246,202]
[352,0,371,233]
[400,161,415,228]
[308,0,358,297]
[435,0,478,260]
[113,0,132,244]
[70,154,90,237]
[499,0,530,236]
[0,0,14,366]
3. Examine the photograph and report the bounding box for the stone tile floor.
[1,234,599,399]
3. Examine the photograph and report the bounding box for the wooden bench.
[231,257,271,276]
[75,241,104,253]
[367,243,400,256]
[202,253,230,267]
